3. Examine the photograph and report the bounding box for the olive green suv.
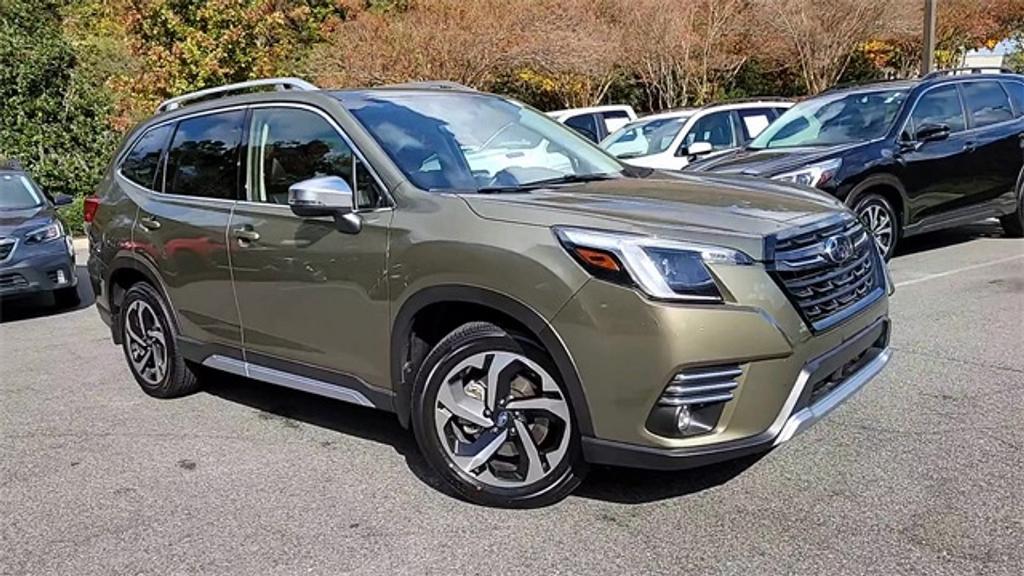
[87,78,893,507]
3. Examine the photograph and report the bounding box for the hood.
[460,173,848,260]
[0,206,55,238]
[686,144,863,177]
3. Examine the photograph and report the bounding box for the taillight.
[83,196,100,223]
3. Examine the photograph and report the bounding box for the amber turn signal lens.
[574,247,622,272]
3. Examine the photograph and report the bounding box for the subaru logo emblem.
[823,235,853,264]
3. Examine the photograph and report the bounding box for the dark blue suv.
[687,69,1024,259]
[0,163,79,307]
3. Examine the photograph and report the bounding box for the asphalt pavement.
[1,223,1022,575]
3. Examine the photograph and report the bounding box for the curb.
[73,237,89,251]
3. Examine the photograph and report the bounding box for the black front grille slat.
[771,217,883,330]
[0,273,28,288]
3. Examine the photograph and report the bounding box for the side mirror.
[288,176,361,234]
[53,194,73,207]
[679,141,714,157]
[915,123,950,143]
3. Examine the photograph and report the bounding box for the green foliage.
[1006,38,1024,73]
[61,195,86,236]
[0,0,117,207]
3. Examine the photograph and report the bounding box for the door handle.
[139,216,161,230]
[963,141,976,153]
[232,227,260,243]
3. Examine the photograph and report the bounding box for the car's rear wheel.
[854,194,898,260]
[411,322,585,507]
[120,283,200,398]
[999,182,1023,238]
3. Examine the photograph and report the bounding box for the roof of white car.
[546,105,636,118]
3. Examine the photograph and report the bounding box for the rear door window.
[165,111,245,200]
[121,125,173,189]
[736,108,775,141]
[1002,81,1024,118]
[908,85,966,137]
[600,110,632,134]
[961,81,1014,128]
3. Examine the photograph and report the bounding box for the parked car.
[88,78,892,507]
[0,161,79,307]
[686,68,1024,259]
[602,100,792,170]
[546,105,637,142]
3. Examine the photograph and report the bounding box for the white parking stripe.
[895,254,1024,288]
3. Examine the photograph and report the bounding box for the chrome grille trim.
[659,364,742,407]
[769,214,885,332]
[0,237,17,263]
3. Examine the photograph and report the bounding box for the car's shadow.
[201,373,760,505]
[0,263,95,324]
[894,220,1009,258]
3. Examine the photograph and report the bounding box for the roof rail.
[698,96,795,110]
[923,66,1015,80]
[382,80,476,91]
[156,77,319,114]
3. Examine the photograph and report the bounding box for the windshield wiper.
[476,173,619,194]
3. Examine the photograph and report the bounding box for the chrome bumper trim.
[773,346,892,446]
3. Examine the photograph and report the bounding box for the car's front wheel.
[854,193,899,260]
[411,322,585,507]
[120,283,200,398]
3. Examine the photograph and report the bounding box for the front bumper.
[581,318,891,470]
[0,240,77,298]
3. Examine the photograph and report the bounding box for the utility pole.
[922,0,937,75]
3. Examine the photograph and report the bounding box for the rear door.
[958,80,1022,205]
[227,104,392,390]
[131,110,244,350]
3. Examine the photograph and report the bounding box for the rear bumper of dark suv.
[580,317,891,471]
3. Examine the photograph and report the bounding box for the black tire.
[411,322,586,508]
[53,286,80,308]
[853,193,899,261]
[119,282,200,398]
[999,183,1023,238]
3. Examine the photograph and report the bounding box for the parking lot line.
[895,254,1024,288]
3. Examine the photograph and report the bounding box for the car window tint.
[121,125,172,189]
[737,109,774,141]
[961,81,1014,127]
[908,85,965,137]
[685,111,736,150]
[564,113,600,142]
[601,110,632,134]
[165,111,244,200]
[247,108,385,209]
[1002,81,1024,118]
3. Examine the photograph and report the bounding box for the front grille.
[0,273,28,288]
[769,215,884,332]
[0,238,15,262]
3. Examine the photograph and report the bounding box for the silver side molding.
[203,355,374,408]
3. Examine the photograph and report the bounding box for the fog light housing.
[675,405,692,433]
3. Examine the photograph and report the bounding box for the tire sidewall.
[411,328,583,508]
[854,194,898,260]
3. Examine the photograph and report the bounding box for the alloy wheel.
[124,300,169,385]
[858,202,895,256]
[432,351,571,489]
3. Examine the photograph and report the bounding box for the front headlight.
[555,227,754,302]
[24,221,64,244]
[772,158,842,189]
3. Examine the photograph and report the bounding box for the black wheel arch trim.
[845,173,910,227]
[105,251,180,344]
[390,285,594,437]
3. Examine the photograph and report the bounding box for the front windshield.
[749,89,908,149]
[601,116,689,159]
[0,173,44,210]
[339,92,625,191]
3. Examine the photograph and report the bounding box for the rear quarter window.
[121,125,173,189]
[1002,81,1024,117]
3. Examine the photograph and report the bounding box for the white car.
[601,100,792,170]
[547,105,638,143]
